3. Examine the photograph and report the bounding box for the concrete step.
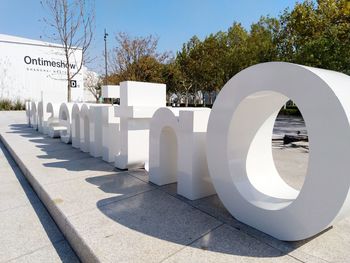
[0,118,78,262]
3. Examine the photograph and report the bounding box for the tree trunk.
[66,52,71,102]
[67,82,71,102]
[194,94,197,107]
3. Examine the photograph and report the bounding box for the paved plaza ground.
[0,111,349,262]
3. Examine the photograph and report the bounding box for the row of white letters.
[25,62,350,241]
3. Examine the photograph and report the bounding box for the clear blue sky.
[0,0,299,73]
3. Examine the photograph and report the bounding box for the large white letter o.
[207,62,350,241]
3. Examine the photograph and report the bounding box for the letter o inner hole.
[228,91,308,210]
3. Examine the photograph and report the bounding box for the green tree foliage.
[108,0,350,104]
[278,0,350,74]
[224,22,249,79]
[248,17,280,65]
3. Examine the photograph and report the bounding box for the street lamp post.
[104,29,108,86]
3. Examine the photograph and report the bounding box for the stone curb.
[0,132,99,263]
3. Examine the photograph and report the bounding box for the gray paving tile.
[0,166,27,185]
[163,224,299,263]
[21,156,117,186]
[0,154,17,168]
[19,148,92,165]
[0,112,26,130]
[160,186,334,263]
[287,216,350,263]
[272,147,308,190]
[0,142,12,158]
[127,168,150,183]
[2,135,73,156]
[189,194,239,227]
[8,240,79,263]
[186,195,332,262]
[0,202,64,262]
[66,189,221,262]
[42,171,155,218]
[159,184,240,228]
[192,197,345,262]
[0,178,40,212]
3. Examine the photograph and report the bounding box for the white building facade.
[0,34,84,103]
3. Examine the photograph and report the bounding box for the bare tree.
[41,0,94,101]
[110,32,171,82]
[84,70,101,102]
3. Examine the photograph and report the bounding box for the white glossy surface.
[120,81,166,107]
[206,62,350,241]
[149,107,215,200]
[101,85,120,99]
[37,101,50,134]
[114,110,151,169]
[102,106,120,163]
[25,101,31,126]
[46,103,61,138]
[30,102,38,130]
[114,81,166,169]
[71,103,83,149]
[89,105,109,157]
[79,104,91,153]
[58,103,74,143]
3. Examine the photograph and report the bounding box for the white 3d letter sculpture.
[71,103,82,149]
[24,62,350,241]
[79,104,91,153]
[115,81,166,169]
[46,102,61,137]
[102,106,120,163]
[89,105,108,157]
[59,103,74,143]
[149,107,215,200]
[206,62,350,241]
[30,101,38,130]
[25,101,32,126]
[37,101,50,134]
